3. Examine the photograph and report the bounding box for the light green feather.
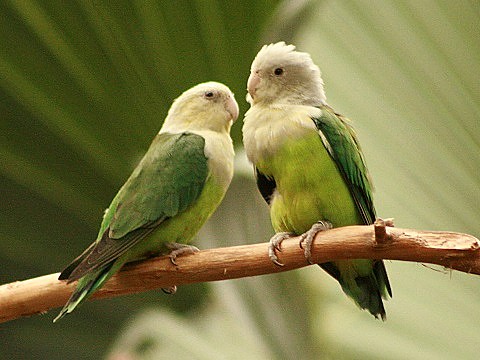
[109,132,210,238]
[259,131,362,233]
[312,106,375,224]
[254,105,391,319]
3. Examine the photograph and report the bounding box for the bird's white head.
[161,82,239,134]
[247,42,326,106]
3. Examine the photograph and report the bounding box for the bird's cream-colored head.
[161,82,239,134]
[247,42,326,106]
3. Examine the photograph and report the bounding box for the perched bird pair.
[55,42,391,322]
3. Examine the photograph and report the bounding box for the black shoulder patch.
[255,168,276,205]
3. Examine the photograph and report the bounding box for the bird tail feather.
[319,259,391,320]
[53,264,113,322]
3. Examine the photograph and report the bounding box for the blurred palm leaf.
[2,0,480,359]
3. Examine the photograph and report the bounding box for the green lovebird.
[54,82,239,321]
[242,42,392,319]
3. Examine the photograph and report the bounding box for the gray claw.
[299,221,333,264]
[162,285,177,295]
[272,258,285,267]
[166,243,200,265]
[268,232,294,267]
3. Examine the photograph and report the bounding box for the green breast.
[118,176,227,262]
[258,131,363,234]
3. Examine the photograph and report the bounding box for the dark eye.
[274,68,284,76]
[204,91,215,98]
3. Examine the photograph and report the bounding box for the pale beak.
[226,95,239,122]
[247,71,261,99]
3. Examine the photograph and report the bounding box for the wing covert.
[312,106,376,224]
[64,132,209,281]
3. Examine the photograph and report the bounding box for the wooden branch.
[1,224,479,323]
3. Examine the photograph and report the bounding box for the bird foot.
[162,285,177,295]
[269,232,295,267]
[166,243,200,265]
[299,221,333,264]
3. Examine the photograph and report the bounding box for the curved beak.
[247,71,261,100]
[225,95,239,122]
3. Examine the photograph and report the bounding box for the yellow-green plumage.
[243,41,392,319]
[246,104,391,319]
[260,131,363,233]
[110,171,228,263]
[59,170,228,315]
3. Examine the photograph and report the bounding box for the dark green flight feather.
[312,106,392,305]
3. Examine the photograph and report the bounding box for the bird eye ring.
[274,68,284,76]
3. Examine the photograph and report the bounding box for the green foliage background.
[1,1,479,359]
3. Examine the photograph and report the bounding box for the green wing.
[60,132,209,281]
[312,106,375,225]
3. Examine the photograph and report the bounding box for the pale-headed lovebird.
[55,82,238,321]
[242,42,391,319]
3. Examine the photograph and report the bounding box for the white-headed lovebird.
[243,42,391,319]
